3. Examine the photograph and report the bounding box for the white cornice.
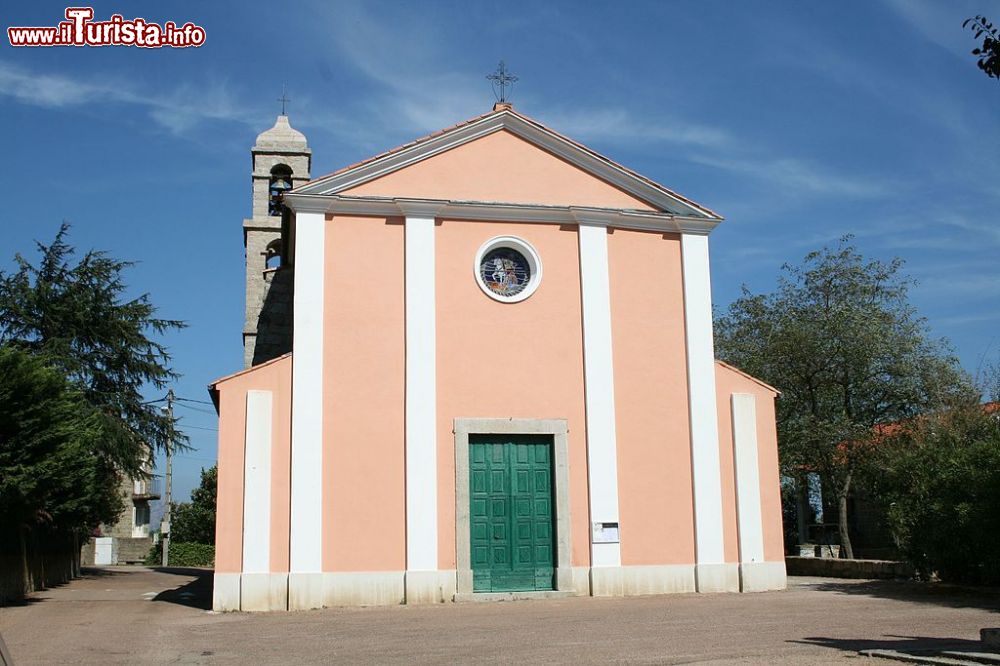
[395,198,446,218]
[297,115,506,196]
[292,111,723,221]
[282,194,720,235]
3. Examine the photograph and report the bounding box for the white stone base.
[625,565,696,595]
[591,565,697,596]
[695,562,740,593]
[324,571,404,606]
[288,572,324,610]
[569,566,591,596]
[241,573,288,611]
[555,566,575,593]
[226,562,775,610]
[739,561,787,592]
[590,566,622,596]
[405,570,457,604]
[213,572,241,611]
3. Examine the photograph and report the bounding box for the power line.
[175,396,214,406]
[175,402,217,416]
[178,424,218,433]
[144,394,214,407]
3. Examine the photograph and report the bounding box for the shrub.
[144,541,214,568]
[144,542,160,566]
[866,404,1000,584]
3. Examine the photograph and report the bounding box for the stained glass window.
[474,236,541,303]
[479,247,531,298]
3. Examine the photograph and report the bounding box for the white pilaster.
[732,393,764,564]
[212,573,241,611]
[404,212,438,575]
[290,211,325,575]
[577,222,622,568]
[681,232,734,592]
[242,390,273,574]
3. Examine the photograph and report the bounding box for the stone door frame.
[454,418,573,595]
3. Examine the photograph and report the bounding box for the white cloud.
[534,107,733,149]
[941,212,1000,245]
[690,154,895,199]
[310,2,734,154]
[0,61,254,134]
[0,61,103,107]
[936,311,1000,327]
[881,0,992,59]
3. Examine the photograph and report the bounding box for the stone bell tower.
[243,114,311,367]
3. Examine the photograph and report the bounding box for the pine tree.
[0,224,187,476]
[0,346,123,596]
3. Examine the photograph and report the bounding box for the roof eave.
[292,108,723,222]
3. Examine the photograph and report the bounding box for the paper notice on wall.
[592,522,620,543]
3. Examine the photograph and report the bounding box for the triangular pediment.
[294,110,720,220]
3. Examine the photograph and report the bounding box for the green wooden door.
[469,434,555,592]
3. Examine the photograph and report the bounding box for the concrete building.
[210,103,787,612]
[81,473,159,566]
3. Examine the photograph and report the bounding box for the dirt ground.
[1,567,997,664]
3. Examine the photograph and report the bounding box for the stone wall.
[251,266,294,366]
[116,537,152,564]
[785,556,914,579]
[80,535,152,566]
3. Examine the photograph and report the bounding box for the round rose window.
[479,247,531,298]
[474,236,542,303]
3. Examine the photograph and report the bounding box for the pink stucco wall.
[607,228,696,566]
[212,353,292,574]
[322,214,407,572]
[343,130,656,211]
[214,117,787,582]
[714,362,784,563]
[435,218,592,569]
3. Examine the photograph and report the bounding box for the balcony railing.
[132,477,161,500]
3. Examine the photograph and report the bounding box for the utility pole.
[161,389,174,567]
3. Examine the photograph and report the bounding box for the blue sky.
[2,1,998,503]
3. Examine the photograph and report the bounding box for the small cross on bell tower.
[487,60,518,111]
[243,90,311,368]
[277,84,291,116]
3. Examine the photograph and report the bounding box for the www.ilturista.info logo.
[8,7,206,48]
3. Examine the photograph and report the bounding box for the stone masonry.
[243,115,311,368]
[80,473,158,566]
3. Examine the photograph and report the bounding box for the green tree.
[964,16,1000,80]
[169,465,217,545]
[0,224,186,476]
[714,238,972,557]
[0,346,122,568]
[865,403,1000,583]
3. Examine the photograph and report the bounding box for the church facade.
[210,103,787,612]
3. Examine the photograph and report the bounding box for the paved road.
[1,567,997,664]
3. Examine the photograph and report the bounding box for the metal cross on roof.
[487,61,518,103]
[277,84,290,115]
